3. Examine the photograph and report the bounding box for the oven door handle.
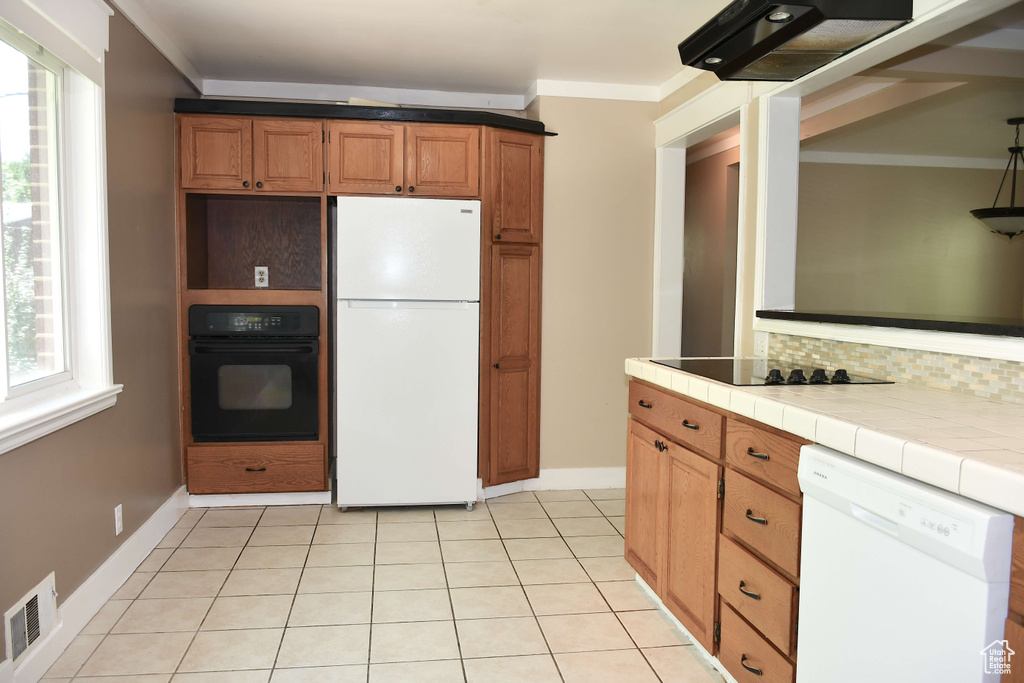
[190,343,318,355]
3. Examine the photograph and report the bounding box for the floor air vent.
[4,573,57,664]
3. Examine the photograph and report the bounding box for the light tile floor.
[44,489,723,682]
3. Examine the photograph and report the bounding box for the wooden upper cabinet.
[488,128,543,243]
[626,420,666,592]
[405,124,480,197]
[662,441,721,653]
[253,118,323,193]
[181,115,252,190]
[327,121,404,195]
[487,244,541,485]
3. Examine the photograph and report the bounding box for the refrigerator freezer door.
[336,197,481,301]
[336,300,480,506]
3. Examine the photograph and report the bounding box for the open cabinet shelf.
[184,193,323,290]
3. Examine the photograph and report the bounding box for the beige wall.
[526,96,658,470]
[682,146,740,356]
[796,163,1024,317]
[0,11,194,655]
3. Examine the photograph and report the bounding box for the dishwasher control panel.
[897,500,970,551]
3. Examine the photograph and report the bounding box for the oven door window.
[218,365,293,410]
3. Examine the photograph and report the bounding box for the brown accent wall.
[682,146,740,356]
[0,11,195,657]
[526,96,658,470]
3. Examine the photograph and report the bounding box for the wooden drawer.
[187,444,326,494]
[718,534,798,655]
[719,603,795,683]
[723,470,801,578]
[725,418,804,497]
[1011,517,1024,617]
[629,380,723,459]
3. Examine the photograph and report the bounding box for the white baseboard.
[479,467,626,500]
[635,574,740,683]
[189,491,331,508]
[7,486,188,683]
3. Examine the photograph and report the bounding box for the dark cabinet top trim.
[174,98,555,136]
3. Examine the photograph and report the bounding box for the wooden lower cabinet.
[187,444,326,494]
[625,380,805,677]
[662,439,722,651]
[485,244,541,485]
[625,420,666,590]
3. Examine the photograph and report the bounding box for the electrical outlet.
[255,266,269,288]
[753,331,769,358]
[114,504,123,536]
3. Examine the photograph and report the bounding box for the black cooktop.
[651,358,892,387]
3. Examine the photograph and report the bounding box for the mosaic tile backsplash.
[768,333,1024,405]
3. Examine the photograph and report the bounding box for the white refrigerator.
[335,197,480,508]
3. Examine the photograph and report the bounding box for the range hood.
[678,0,913,81]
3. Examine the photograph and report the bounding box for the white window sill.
[0,382,123,456]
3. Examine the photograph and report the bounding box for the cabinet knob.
[745,509,768,525]
[738,581,761,600]
[746,447,770,461]
[396,186,402,192]
[495,234,502,240]
[255,181,263,188]
[408,186,415,192]
[493,363,500,369]
[740,655,763,676]
[242,181,249,187]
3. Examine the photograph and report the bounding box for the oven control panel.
[188,305,319,337]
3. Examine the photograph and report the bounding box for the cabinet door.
[253,118,323,192]
[487,128,543,243]
[180,115,252,190]
[662,441,721,652]
[488,244,540,485]
[405,124,480,197]
[626,420,666,591]
[327,121,404,194]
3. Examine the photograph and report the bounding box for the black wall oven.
[189,305,319,442]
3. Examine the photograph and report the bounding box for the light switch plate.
[114,504,123,535]
[255,266,269,288]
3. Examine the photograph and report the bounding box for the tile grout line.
[433,507,469,683]
[492,491,567,683]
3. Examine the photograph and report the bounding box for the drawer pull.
[741,655,763,676]
[746,447,770,461]
[637,400,652,409]
[245,467,267,472]
[745,509,768,525]
[738,581,761,600]
[682,419,700,430]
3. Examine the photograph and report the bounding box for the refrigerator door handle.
[338,300,477,310]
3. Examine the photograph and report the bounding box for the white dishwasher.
[796,445,1014,683]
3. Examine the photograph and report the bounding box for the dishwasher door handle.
[850,503,900,536]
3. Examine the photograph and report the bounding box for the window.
[0,34,68,393]
[0,7,120,455]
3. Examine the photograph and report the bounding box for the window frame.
[0,6,121,456]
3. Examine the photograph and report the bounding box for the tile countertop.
[625,358,1024,518]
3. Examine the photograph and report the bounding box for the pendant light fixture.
[971,117,1024,239]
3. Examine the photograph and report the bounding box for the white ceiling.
[118,0,725,101]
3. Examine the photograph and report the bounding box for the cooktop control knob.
[809,368,829,384]
[832,369,851,384]
[765,369,785,385]
[787,369,807,384]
